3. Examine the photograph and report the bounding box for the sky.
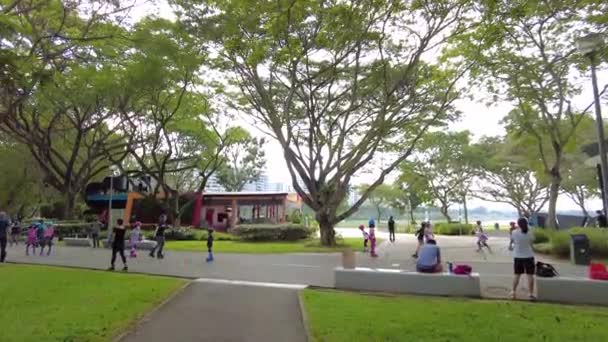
[129,0,608,212]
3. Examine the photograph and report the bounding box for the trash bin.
[342,249,356,269]
[570,234,591,265]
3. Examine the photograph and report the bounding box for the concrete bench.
[102,239,157,250]
[128,240,156,251]
[335,267,481,298]
[537,277,608,306]
[63,238,91,247]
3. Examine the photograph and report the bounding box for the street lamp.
[577,33,608,216]
[107,165,119,244]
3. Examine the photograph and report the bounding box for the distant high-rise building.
[286,175,308,193]
[242,173,269,192]
[204,175,225,192]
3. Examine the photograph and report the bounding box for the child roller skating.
[129,221,142,258]
[369,218,378,257]
[358,225,369,252]
[206,227,214,262]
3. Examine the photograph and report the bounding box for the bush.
[533,229,552,244]
[289,210,303,224]
[535,228,608,258]
[231,224,313,241]
[197,231,236,241]
[164,228,197,241]
[54,222,91,238]
[548,231,571,257]
[434,223,474,236]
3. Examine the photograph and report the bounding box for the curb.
[5,261,198,281]
[297,289,313,342]
[114,281,192,342]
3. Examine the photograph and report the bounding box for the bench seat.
[537,277,608,306]
[334,267,481,298]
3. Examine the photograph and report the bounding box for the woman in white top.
[511,217,536,300]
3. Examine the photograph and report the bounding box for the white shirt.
[511,228,534,258]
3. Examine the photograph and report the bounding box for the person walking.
[25,223,37,256]
[206,227,214,262]
[369,219,378,257]
[475,220,492,253]
[511,217,536,301]
[108,219,128,271]
[9,218,21,247]
[35,220,45,252]
[388,216,396,243]
[39,224,55,256]
[129,221,142,258]
[0,211,10,262]
[412,222,426,258]
[90,218,102,248]
[149,213,168,259]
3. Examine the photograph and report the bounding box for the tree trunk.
[376,206,382,224]
[317,211,336,246]
[63,193,76,220]
[409,207,416,225]
[440,205,451,222]
[173,194,181,227]
[547,171,561,229]
[462,195,469,224]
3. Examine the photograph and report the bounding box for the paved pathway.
[4,232,588,297]
[120,280,307,342]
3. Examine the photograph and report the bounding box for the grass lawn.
[301,289,608,342]
[165,237,368,254]
[0,264,185,342]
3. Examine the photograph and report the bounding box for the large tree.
[0,138,49,218]
[215,132,266,192]
[406,131,477,221]
[357,183,398,223]
[472,136,549,218]
[0,1,136,218]
[175,0,472,245]
[396,163,432,224]
[457,0,607,228]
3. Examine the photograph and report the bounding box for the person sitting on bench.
[416,239,443,273]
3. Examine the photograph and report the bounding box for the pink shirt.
[44,227,55,239]
[27,228,37,241]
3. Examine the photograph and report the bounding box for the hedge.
[533,228,608,258]
[231,224,314,241]
[532,229,551,244]
[433,223,474,236]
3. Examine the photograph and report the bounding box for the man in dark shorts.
[108,219,128,271]
[512,217,535,300]
[416,239,443,273]
[412,222,426,258]
[388,216,396,243]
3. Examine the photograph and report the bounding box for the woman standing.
[511,217,536,300]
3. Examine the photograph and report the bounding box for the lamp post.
[107,165,119,244]
[577,33,608,215]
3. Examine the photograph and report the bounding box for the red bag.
[453,265,472,275]
[589,263,608,281]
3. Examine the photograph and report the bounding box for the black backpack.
[536,261,559,278]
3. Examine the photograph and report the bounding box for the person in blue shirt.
[368,218,376,229]
[35,220,46,249]
[416,239,443,273]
